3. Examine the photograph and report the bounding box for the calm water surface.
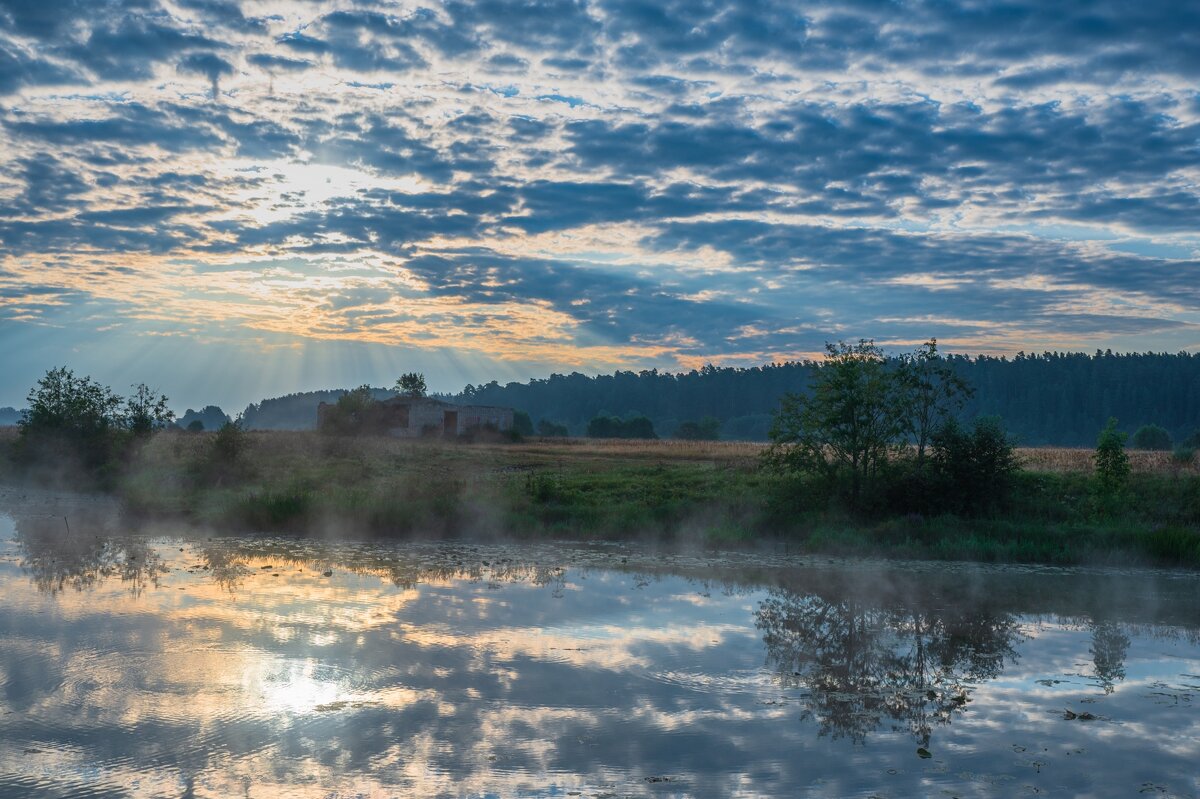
[1,497,1198,798]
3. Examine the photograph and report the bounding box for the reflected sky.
[1,508,1198,798]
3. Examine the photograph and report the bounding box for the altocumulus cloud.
[1,0,1199,406]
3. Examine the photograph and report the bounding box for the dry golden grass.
[4,425,1196,476]
[1016,446,1199,475]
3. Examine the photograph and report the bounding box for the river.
[1,494,1197,797]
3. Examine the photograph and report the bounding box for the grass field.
[3,428,1198,567]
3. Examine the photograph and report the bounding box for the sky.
[2,0,1199,412]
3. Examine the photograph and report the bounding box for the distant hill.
[235,351,1200,446]
[178,406,231,432]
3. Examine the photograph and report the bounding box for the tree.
[898,339,973,462]
[675,416,721,440]
[186,420,205,433]
[766,340,908,508]
[622,415,657,439]
[396,372,427,398]
[587,415,620,438]
[19,367,126,470]
[512,410,534,437]
[124,383,174,437]
[929,416,1019,515]
[1131,424,1172,451]
[212,418,247,465]
[319,385,376,435]
[20,367,124,440]
[1094,418,1131,495]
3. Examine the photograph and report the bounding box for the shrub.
[1131,424,1172,451]
[928,416,1019,515]
[1094,418,1131,495]
[674,417,721,440]
[212,420,247,465]
[536,419,569,437]
[1172,446,1196,466]
[1184,430,1200,449]
[587,415,657,439]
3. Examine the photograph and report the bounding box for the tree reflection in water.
[756,587,1024,745]
[1089,620,1130,694]
[15,513,166,597]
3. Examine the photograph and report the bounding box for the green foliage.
[766,340,908,508]
[1172,446,1196,466]
[17,367,172,479]
[674,416,721,440]
[1182,430,1200,449]
[586,415,657,439]
[928,416,1019,515]
[395,372,427,398]
[1131,424,1172,451]
[20,367,124,442]
[536,419,569,437]
[319,385,377,435]
[124,383,174,438]
[897,338,973,460]
[1094,418,1131,496]
[512,410,535,437]
[186,420,205,432]
[212,419,247,465]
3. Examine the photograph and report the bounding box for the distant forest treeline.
[217,351,1200,446]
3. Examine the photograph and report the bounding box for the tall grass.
[4,427,1198,567]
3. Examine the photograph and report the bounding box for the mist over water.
[0,500,1198,798]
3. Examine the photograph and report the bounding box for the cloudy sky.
[2,0,1199,410]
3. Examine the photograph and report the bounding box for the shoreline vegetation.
[2,427,1198,568]
[2,347,1197,569]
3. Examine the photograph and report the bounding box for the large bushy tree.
[1131,424,1172,451]
[766,340,908,507]
[18,367,173,477]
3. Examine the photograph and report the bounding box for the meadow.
[2,427,1198,566]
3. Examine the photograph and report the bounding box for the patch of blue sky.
[995,223,1122,242]
[535,94,586,108]
[1106,240,1198,260]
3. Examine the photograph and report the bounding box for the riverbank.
[2,429,1198,567]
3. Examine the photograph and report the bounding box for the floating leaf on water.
[917,747,932,759]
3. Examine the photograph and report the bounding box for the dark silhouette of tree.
[124,383,174,437]
[1131,424,1172,450]
[536,419,569,437]
[899,339,973,462]
[396,372,428,398]
[674,416,721,440]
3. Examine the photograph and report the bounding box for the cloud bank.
[1,0,1198,405]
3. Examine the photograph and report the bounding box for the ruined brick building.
[317,396,514,437]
